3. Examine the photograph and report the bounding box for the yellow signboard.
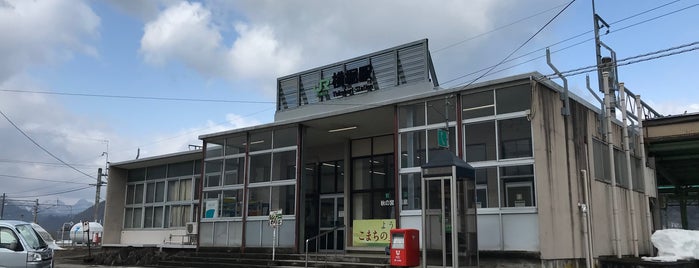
[352,219,396,247]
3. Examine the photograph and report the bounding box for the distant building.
[103,39,656,266]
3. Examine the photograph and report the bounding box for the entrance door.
[319,194,344,251]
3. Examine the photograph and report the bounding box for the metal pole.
[580,170,593,268]
[603,72,622,258]
[636,94,655,256]
[0,193,5,219]
[33,199,38,223]
[94,168,102,222]
[620,83,639,257]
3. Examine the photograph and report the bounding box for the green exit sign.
[437,129,449,148]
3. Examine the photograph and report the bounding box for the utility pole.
[91,168,107,222]
[1,193,5,219]
[33,199,39,223]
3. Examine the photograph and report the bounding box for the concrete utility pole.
[91,168,106,222]
[33,199,39,223]
[1,193,5,219]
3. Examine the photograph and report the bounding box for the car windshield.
[15,224,47,250]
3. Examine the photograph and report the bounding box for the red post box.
[390,228,420,267]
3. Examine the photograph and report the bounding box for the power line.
[540,42,699,79]
[441,1,698,86]
[0,174,90,185]
[7,186,94,199]
[433,2,570,53]
[454,0,576,89]
[0,159,100,168]
[0,89,275,104]
[0,106,97,181]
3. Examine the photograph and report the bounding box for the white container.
[69,221,103,244]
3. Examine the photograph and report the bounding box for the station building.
[103,39,657,265]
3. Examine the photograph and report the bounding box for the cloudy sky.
[0,0,697,205]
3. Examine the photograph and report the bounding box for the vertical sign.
[437,129,449,148]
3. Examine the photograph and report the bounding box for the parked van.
[0,220,53,268]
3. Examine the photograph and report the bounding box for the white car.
[0,220,53,268]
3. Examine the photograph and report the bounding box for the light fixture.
[328,126,357,133]
[242,140,265,146]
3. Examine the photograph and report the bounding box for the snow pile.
[643,229,699,262]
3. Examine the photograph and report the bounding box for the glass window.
[225,135,246,155]
[496,84,531,114]
[271,185,296,215]
[401,173,421,210]
[146,165,167,180]
[144,207,154,228]
[475,167,498,208]
[272,150,296,181]
[154,206,164,228]
[400,130,426,168]
[427,127,456,156]
[127,168,145,182]
[146,183,155,203]
[124,208,133,228]
[205,159,223,187]
[249,131,273,151]
[593,139,611,182]
[464,121,496,162]
[168,161,194,177]
[168,180,179,201]
[249,153,271,183]
[320,162,337,194]
[399,103,425,128]
[155,182,165,202]
[134,184,144,204]
[169,205,190,227]
[248,187,270,216]
[372,155,394,189]
[224,157,245,185]
[132,207,143,228]
[206,143,223,158]
[500,165,535,207]
[221,189,244,217]
[498,117,532,159]
[352,158,371,190]
[427,96,456,125]
[373,135,394,155]
[126,185,135,205]
[194,177,201,200]
[180,179,193,201]
[274,127,297,148]
[462,90,494,119]
[614,149,629,188]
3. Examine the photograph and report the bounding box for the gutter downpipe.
[580,170,593,268]
[620,83,639,257]
[636,94,654,256]
[603,72,622,258]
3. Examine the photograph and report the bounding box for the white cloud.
[647,102,699,117]
[0,0,100,81]
[137,113,260,158]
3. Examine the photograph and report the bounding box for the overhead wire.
[440,0,696,86]
[0,107,97,181]
[7,186,94,199]
[451,0,576,90]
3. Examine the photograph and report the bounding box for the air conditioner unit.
[186,222,198,235]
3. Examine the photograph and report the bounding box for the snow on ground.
[643,229,699,262]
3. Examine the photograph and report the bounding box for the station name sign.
[315,64,375,101]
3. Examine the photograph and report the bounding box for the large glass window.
[500,165,535,207]
[224,157,245,185]
[400,130,426,168]
[272,151,296,181]
[249,154,271,183]
[464,121,496,162]
[496,84,531,114]
[401,173,421,210]
[320,160,344,194]
[399,103,426,128]
[462,90,494,119]
[475,167,498,208]
[124,160,200,229]
[248,187,270,216]
[205,159,223,187]
[352,154,395,220]
[498,117,532,159]
[221,189,244,217]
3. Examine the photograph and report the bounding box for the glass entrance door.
[319,194,344,251]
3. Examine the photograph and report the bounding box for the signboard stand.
[269,209,283,261]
